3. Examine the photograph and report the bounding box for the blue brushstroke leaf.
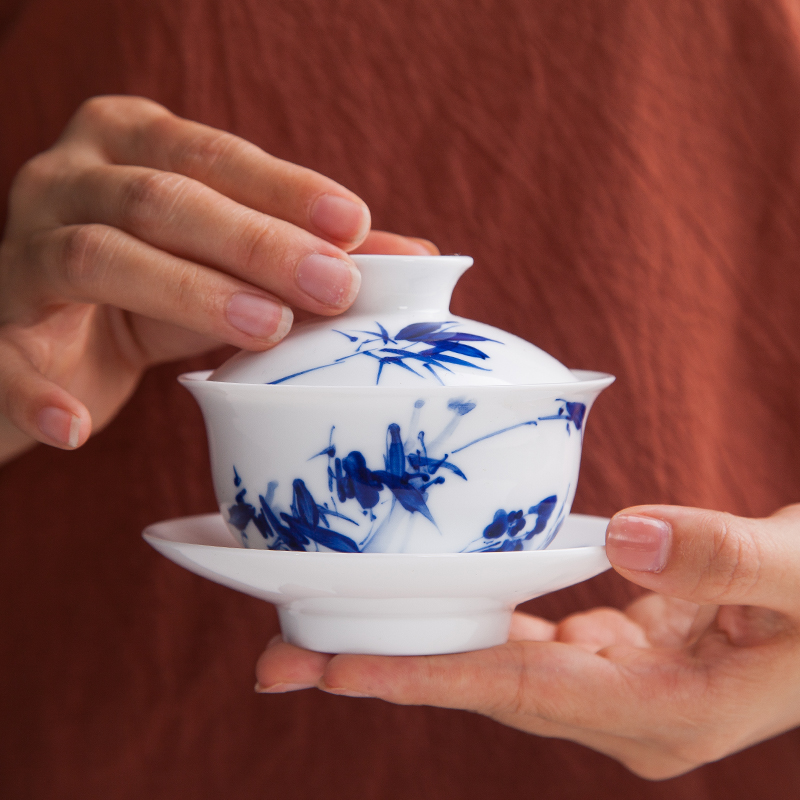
[432,332,499,343]
[407,453,467,480]
[228,500,255,532]
[427,342,489,359]
[291,479,319,528]
[373,472,436,524]
[447,399,476,416]
[395,321,450,341]
[415,351,491,370]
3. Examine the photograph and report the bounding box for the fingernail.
[227,293,292,342]
[255,681,315,693]
[606,515,671,573]
[37,407,81,448]
[266,634,283,649]
[408,237,440,255]
[311,194,370,243]
[296,253,360,307]
[319,684,373,698]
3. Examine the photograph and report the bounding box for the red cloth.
[2,1,800,797]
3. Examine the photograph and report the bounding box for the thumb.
[605,504,800,613]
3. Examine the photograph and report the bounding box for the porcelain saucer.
[143,513,611,656]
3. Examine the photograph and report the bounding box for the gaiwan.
[181,255,613,554]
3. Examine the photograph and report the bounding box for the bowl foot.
[278,600,512,656]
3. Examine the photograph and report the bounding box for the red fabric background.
[2,1,800,797]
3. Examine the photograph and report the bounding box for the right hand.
[257,504,800,780]
[0,95,434,462]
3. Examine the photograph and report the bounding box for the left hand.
[255,504,800,780]
[0,96,436,464]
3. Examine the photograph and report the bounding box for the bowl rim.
[349,253,474,265]
[178,369,615,395]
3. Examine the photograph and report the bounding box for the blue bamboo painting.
[227,397,586,553]
[269,321,501,385]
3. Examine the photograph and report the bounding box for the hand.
[0,95,435,463]
[255,504,800,779]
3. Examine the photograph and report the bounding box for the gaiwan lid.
[211,255,577,387]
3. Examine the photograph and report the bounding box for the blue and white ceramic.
[181,254,614,555]
[143,512,611,655]
[211,255,577,387]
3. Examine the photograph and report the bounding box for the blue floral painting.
[269,321,501,385]
[227,397,585,553]
[465,493,570,552]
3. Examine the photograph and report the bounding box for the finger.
[254,637,333,693]
[606,504,800,613]
[711,604,794,648]
[320,646,542,708]
[124,316,225,365]
[555,607,650,652]
[624,594,701,647]
[318,643,717,780]
[318,640,681,732]
[0,337,91,449]
[62,96,371,250]
[507,610,557,642]
[27,224,293,351]
[53,164,361,315]
[351,230,440,255]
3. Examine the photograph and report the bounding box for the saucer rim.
[142,511,610,559]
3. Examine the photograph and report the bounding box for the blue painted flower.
[230,414,469,551]
[325,421,462,526]
[470,494,559,552]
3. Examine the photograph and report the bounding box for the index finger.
[60,96,371,250]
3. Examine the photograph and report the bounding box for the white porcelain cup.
[180,370,613,554]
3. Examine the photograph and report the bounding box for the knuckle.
[701,512,762,602]
[73,96,130,131]
[14,154,55,191]
[622,751,702,781]
[666,731,733,770]
[165,125,245,177]
[58,224,111,288]
[464,642,528,718]
[555,611,597,644]
[502,642,531,717]
[118,170,188,228]
[235,214,283,275]
[162,259,202,316]
[8,154,60,209]
[488,643,582,725]
[74,96,113,126]
[75,95,167,129]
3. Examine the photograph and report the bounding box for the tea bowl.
[179,370,613,554]
[150,254,616,654]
